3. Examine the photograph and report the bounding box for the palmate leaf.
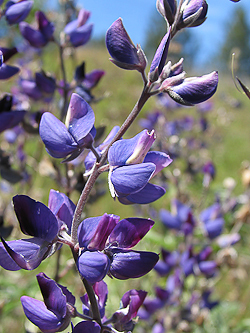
[236,77,250,100]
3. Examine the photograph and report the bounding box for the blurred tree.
[218,7,250,74]
[144,11,199,71]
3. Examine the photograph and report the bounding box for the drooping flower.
[39,93,95,162]
[177,0,208,29]
[161,71,218,106]
[5,0,33,25]
[77,213,158,284]
[0,190,75,271]
[106,18,147,72]
[19,11,55,48]
[0,195,60,271]
[112,289,147,331]
[64,8,93,47]
[108,129,172,204]
[21,273,76,333]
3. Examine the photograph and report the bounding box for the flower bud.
[156,0,177,25]
[164,71,218,106]
[106,18,147,72]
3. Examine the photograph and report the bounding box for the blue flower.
[21,273,76,333]
[39,93,95,162]
[77,213,158,284]
[108,129,172,204]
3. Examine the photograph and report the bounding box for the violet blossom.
[64,8,93,47]
[39,93,96,162]
[19,11,55,48]
[106,17,147,72]
[5,0,33,25]
[21,273,76,333]
[77,213,159,284]
[108,129,172,204]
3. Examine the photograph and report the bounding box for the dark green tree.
[219,7,250,74]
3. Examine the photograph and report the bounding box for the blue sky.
[79,0,250,65]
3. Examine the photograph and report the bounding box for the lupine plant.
[0,0,246,332]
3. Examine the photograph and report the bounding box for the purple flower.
[77,213,158,284]
[200,203,224,239]
[39,93,95,162]
[113,289,147,331]
[64,8,93,47]
[19,11,55,48]
[161,71,218,106]
[20,71,56,101]
[159,199,195,235]
[21,273,76,333]
[106,18,147,72]
[5,0,33,25]
[0,195,60,271]
[108,129,172,204]
[177,0,208,29]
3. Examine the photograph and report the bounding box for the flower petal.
[109,218,154,248]
[144,151,172,177]
[48,189,75,232]
[69,23,93,47]
[13,195,59,241]
[72,321,101,333]
[19,22,47,48]
[109,249,159,279]
[39,112,77,158]
[0,111,25,133]
[77,251,110,284]
[106,18,145,71]
[108,130,155,166]
[65,93,95,144]
[87,213,119,251]
[111,163,156,196]
[118,183,166,204]
[150,29,171,77]
[37,273,67,318]
[21,296,63,333]
[168,71,218,105]
[5,0,33,25]
[0,238,49,270]
[0,64,19,80]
